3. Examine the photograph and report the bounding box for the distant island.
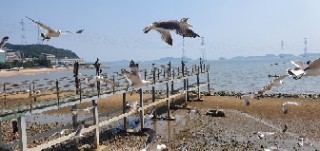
[229,53,320,60]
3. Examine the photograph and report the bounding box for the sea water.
[1,57,320,94]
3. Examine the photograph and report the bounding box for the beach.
[2,93,320,150]
[0,68,71,78]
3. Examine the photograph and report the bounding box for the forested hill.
[4,43,79,59]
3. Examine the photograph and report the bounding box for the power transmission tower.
[303,38,308,57]
[37,18,43,44]
[181,38,187,62]
[200,37,207,61]
[20,19,27,44]
[280,40,284,58]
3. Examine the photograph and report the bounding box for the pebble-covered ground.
[2,95,320,150]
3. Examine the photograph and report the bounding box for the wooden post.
[18,117,27,151]
[112,75,115,94]
[0,122,3,147]
[152,68,156,118]
[92,100,99,149]
[79,79,82,102]
[56,79,60,105]
[29,83,32,112]
[177,67,180,76]
[166,82,171,119]
[182,61,185,77]
[157,68,160,80]
[97,81,100,98]
[186,79,189,102]
[144,70,147,81]
[196,68,203,101]
[139,88,144,129]
[32,81,36,103]
[123,93,127,130]
[184,79,187,105]
[72,105,78,129]
[207,65,211,95]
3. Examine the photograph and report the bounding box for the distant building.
[56,57,85,66]
[5,51,22,63]
[39,53,56,63]
[0,49,5,63]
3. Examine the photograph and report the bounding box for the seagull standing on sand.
[122,60,151,92]
[287,58,320,79]
[282,101,302,114]
[0,36,9,49]
[255,131,275,140]
[143,18,200,46]
[26,16,71,41]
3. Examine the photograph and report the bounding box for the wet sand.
[0,68,70,78]
[2,95,320,150]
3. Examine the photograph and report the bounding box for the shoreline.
[0,68,72,78]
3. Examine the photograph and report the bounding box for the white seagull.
[125,101,139,113]
[287,58,320,79]
[0,36,9,50]
[282,101,302,114]
[71,106,94,115]
[26,16,71,41]
[240,75,289,106]
[255,131,275,140]
[122,60,152,92]
[143,18,200,46]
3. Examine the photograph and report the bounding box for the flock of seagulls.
[144,18,200,46]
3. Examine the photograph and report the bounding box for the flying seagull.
[121,60,151,92]
[282,101,302,114]
[26,16,71,41]
[143,18,200,46]
[0,36,9,50]
[240,75,289,106]
[76,29,84,34]
[287,58,320,79]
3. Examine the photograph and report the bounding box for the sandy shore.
[0,68,71,78]
[2,94,320,150]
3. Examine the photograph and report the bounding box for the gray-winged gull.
[143,18,200,46]
[122,60,151,92]
[287,58,320,79]
[26,16,71,41]
[0,36,9,49]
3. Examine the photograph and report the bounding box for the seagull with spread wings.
[287,58,320,79]
[240,75,289,106]
[143,18,200,46]
[26,16,71,41]
[0,36,9,50]
[122,60,151,92]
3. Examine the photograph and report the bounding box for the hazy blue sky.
[1,0,320,62]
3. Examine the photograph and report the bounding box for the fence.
[0,61,211,151]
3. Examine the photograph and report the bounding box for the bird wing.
[0,36,9,49]
[290,60,308,69]
[155,29,173,46]
[26,16,55,32]
[102,78,114,86]
[306,58,320,70]
[123,70,142,86]
[178,28,200,38]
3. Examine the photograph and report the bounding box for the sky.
[1,0,320,62]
